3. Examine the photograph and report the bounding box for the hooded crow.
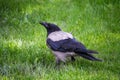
[40,22,102,65]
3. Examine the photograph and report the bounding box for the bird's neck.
[47,30,61,36]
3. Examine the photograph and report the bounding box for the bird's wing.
[47,38,87,53]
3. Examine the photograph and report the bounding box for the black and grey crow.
[40,22,102,65]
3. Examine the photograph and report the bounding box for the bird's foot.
[71,56,75,62]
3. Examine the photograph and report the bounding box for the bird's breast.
[52,51,76,57]
[48,31,73,41]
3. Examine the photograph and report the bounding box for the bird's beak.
[40,22,48,28]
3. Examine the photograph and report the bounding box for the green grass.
[0,0,120,80]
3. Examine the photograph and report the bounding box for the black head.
[40,22,61,35]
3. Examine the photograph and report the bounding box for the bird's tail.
[75,49,102,61]
[87,49,98,54]
[78,53,102,61]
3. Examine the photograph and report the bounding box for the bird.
[40,22,102,66]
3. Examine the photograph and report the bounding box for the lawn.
[0,0,120,80]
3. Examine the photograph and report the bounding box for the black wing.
[47,38,87,53]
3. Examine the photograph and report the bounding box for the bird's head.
[40,22,61,35]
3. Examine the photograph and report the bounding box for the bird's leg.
[55,57,61,67]
[71,56,75,62]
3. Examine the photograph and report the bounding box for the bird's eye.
[47,23,51,26]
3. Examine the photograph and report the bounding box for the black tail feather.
[77,52,102,61]
[87,50,98,54]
